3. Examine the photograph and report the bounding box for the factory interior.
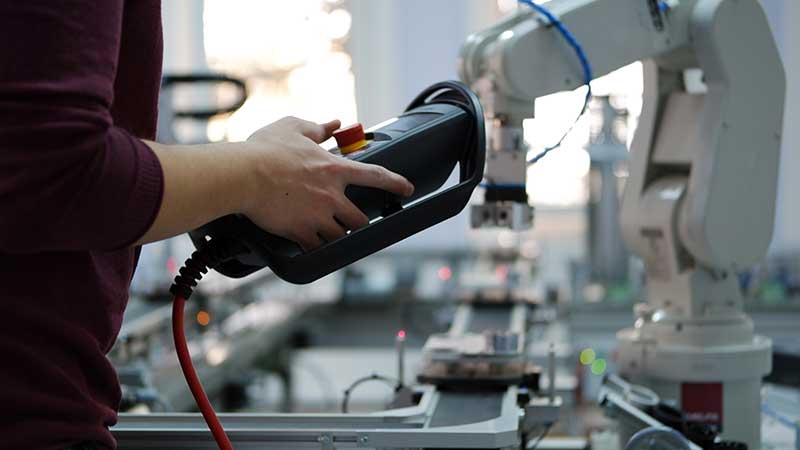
[15,1,800,449]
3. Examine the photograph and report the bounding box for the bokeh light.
[497,230,516,249]
[496,265,510,281]
[591,358,607,375]
[324,9,352,40]
[196,310,211,327]
[579,348,596,365]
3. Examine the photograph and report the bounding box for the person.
[0,2,414,449]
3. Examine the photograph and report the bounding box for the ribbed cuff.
[113,129,164,249]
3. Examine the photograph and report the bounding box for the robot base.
[617,312,771,449]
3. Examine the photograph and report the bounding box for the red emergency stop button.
[333,123,368,154]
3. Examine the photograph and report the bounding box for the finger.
[295,118,341,144]
[345,162,415,197]
[334,198,370,231]
[294,229,323,253]
[317,217,348,243]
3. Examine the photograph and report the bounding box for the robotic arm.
[461,0,698,229]
[461,1,785,447]
[461,0,784,262]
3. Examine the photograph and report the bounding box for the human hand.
[240,117,414,251]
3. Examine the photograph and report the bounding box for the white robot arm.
[461,1,785,448]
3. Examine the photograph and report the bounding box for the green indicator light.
[579,348,596,365]
[591,358,607,375]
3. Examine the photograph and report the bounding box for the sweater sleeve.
[0,0,164,254]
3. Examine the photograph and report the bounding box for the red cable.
[172,295,235,450]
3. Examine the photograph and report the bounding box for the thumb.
[320,119,342,141]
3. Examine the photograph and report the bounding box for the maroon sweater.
[0,1,164,449]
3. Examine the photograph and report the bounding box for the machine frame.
[114,303,562,450]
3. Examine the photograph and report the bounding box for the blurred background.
[118,1,799,447]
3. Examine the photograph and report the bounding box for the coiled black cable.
[170,240,247,299]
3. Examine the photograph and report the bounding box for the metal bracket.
[521,397,562,433]
[317,433,334,450]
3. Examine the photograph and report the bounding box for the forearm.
[135,140,256,245]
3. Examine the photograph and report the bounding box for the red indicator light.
[496,265,509,281]
[166,256,178,276]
